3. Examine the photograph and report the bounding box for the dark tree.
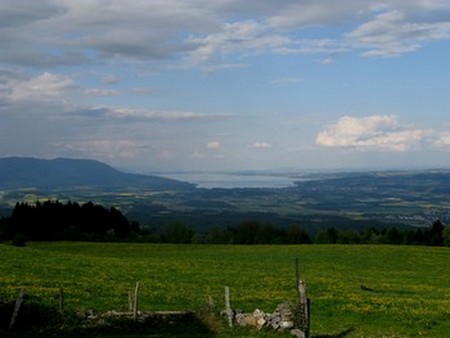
[206,225,232,244]
[110,207,131,239]
[284,225,311,244]
[163,222,194,243]
[427,220,444,246]
[315,227,338,244]
[386,227,403,245]
[5,200,139,241]
[233,220,261,244]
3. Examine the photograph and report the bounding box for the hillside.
[0,157,193,190]
[1,158,450,232]
[1,243,449,337]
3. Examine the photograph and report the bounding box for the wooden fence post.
[295,258,310,338]
[224,286,233,327]
[9,288,25,329]
[133,282,140,321]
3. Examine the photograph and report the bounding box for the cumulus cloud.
[1,0,450,68]
[2,1,450,170]
[0,69,235,168]
[316,115,430,151]
[0,71,231,123]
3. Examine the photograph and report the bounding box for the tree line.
[0,200,140,243]
[152,219,450,246]
[157,220,312,245]
[313,220,449,246]
[0,200,449,247]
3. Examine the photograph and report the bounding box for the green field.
[1,243,449,337]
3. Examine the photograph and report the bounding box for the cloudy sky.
[2,0,450,172]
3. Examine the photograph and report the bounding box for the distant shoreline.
[157,172,299,189]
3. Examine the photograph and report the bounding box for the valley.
[2,157,450,234]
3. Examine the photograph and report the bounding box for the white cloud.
[84,88,117,97]
[0,72,118,103]
[56,139,139,159]
[0,1,219,66]
[2,1,450,171]
[1,1,450,68]
[316,115,430,151]
[433,134,450,148]
[185,20,290,65]
[207,141,221,149]
[348,9,450,57]
[250,142,272,149]
[3,72,75,101]
[317,57,336,65]
[110,108,233,122]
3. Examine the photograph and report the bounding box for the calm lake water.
[159,172,298,189]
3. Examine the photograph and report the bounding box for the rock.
[290,328,306,338]
[235,310,267,329]
[235,313,254,327]
[270,316,281,329]
[280,320,294,329]
[233,302,300,332]
[253,309,265,317]
[256,317,266,328]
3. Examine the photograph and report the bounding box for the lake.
[159,172,298,189]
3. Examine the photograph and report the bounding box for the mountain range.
[0,157,193,190]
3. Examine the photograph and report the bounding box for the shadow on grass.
[63,312,216,338]
[313,327,355,338]
[1,300,215,338]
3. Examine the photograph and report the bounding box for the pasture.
[1,242,449,337]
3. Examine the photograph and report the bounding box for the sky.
[2,0,450,172]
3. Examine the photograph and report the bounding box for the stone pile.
[230,302,306,338]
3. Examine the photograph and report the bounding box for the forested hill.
[0,157,193,190]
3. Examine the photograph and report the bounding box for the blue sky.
[1,0,450,172]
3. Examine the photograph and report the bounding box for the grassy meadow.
[1,242,449,337]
